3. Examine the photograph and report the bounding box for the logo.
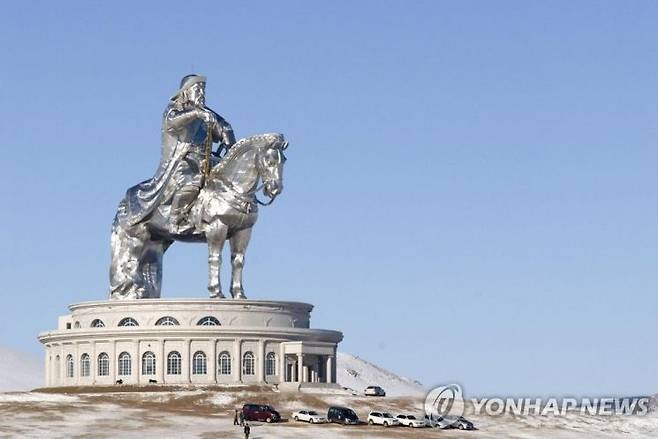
[424,383,464,427]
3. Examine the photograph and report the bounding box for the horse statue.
[109,133,287,300]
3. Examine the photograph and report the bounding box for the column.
[279,344,286,382]
[74,343,79,385]
[59,345,65,386]
[45,349,50,387]
[210,340,217,383]
[110,340,117,383]
[183,339,192,383]
[326,356,333,383]
[134,340,140,384]
[157,340,165,384]
[297,353,304,383]
[91,342,96,385]
[233,339,242,383]
[257,340,265,383]
[332,353,337,383]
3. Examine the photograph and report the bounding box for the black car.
[327,406,359,425]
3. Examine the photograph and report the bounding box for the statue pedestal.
[38,299,342,388]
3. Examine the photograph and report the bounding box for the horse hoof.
[232,293,247,300]
[209,292,225,299]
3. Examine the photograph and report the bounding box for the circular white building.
[38,299,342,390]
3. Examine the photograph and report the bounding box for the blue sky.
[1,1,657,396]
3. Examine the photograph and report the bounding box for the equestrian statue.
[109,74,287,300]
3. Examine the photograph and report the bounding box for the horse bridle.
[215,174,276,212]
[254,146,284,206]
[211,141,283,210]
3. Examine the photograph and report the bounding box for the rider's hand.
[195,107,213,123]
[202,109,215,124]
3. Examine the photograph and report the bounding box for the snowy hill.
[0,346,43,392]
[336,352,425,397]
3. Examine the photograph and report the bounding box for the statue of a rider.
[119,74,235,231]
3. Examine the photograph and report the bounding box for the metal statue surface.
[110,75,287,300]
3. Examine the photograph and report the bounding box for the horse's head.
[256,133,288,201]
[209,132,288,205]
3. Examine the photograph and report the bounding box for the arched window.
[74,321,81,328]
[197,316,220,326]
[80,353,91,377]
[218,352,231,375]
[118,352,132,376]
[167,351,181,375]
[118,317,139,327]
[97,353,109,376]
[66,354,74,378]
[155,316,180,326]
[91,319,105,328]
[242,352,255,376]
[192,351,207,375]
[265,352,276,376]
[142,351,156,376]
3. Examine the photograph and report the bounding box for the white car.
[292,409,327,424]
[367,411,400,427]
[395,414,427,428]
[364,386,386,396]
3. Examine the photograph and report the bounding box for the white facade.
[38,299,342,389]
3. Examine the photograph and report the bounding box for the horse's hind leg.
[139,239,172,299]
[229,227,252,299]
[206,222,228,298]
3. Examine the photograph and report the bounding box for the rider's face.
[187,83,206,106]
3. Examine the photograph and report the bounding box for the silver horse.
[110,133,287,300]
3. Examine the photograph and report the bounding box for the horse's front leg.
[206,222,228,298]
[230,227,252,299]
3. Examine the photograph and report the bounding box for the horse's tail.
[109,209,138,299]
[109,200,151,299]
[109,199,170,300]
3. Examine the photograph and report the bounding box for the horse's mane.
[211,133,284,176]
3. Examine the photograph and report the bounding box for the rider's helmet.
[171,74,206,100]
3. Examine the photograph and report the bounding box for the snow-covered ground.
[1,347,657,438]
[0,389,657,438]
[0,346,43,392]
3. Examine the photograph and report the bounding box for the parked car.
[426,414,475,430]
[242,404,281,423]
[364,386,386,397]
[395,414,427,428]
[292,409,327,424]
[425,414,449,429]
[327,406,360,425]
[453,416,475,430]
[367,411,400,427]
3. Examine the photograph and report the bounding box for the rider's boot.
[169,186,200,233]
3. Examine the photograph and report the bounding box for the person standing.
[233,409,239,426]
[239,409,245,426]
[243,422,250,439]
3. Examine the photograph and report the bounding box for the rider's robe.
[117,102,234,227]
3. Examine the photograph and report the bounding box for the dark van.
[242,404,281,423]
[327,406,359,425]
